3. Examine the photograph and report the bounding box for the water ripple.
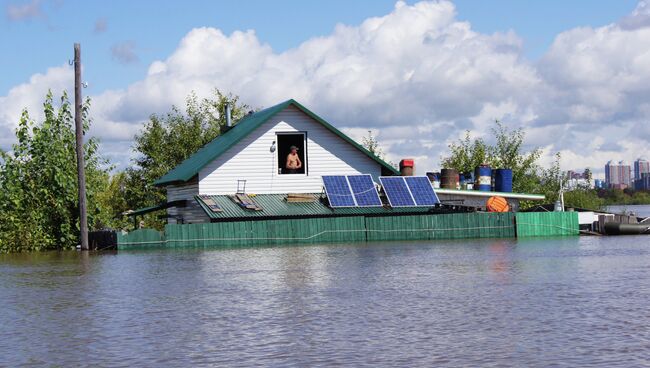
[1,236,650,367]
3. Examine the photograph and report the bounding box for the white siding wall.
[167,178,209,224]
[199,105,382,195]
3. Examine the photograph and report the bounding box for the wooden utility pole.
[74,43,89,251]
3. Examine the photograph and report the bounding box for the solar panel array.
[379,176,440,207]
[323,175,439,208]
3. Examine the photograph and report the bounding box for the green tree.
[361,130,385,159]
[94,172,132,230]
[441,120,542,194]
[0,92,110,252]
[563,189,605,210]
[441,131,490,175]
[489,121,542,194]
[125,89,251,228]
[537,152,562,204]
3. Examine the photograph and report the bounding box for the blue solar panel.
[405,176,440,206]
[380,177,415,207]
[322,175,356,207]
[347,174,382,207]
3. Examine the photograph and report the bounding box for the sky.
[1,0,648,178]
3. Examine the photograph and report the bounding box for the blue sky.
[1,0,648,175]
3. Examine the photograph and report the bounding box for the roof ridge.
[154,99,398,186]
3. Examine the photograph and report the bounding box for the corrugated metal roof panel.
[155,99,399,186]
[195,194,429,220]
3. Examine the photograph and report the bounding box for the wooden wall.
[166,177,209,224]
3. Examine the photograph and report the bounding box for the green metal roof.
[155,99,399,186]
[195,194,430,221]
[126,200,187,217]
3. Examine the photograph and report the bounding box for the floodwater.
[1,236,649,367]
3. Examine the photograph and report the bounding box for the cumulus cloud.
[111,41,138,64]
[0,64,72,147]
[94,17,107,33]
[620,0,650,30]
[5,0,43,21]
[1,0,649,176]
[90,1,541,168]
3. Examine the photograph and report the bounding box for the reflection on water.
[1,236,650,367]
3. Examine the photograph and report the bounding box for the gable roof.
[154,99,399,186]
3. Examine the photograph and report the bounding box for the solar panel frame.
[405,176,440,206]
[379,176,416,207]
[322,175,357,207]
[347,174,382,207]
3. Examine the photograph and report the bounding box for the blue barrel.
[474,165,492,191]
[464,172,473,183]
[494,168,513,192]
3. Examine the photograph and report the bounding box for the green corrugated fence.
[118,212,532,249]
[162,216,366,248]
[365,212,516,242]
[117,212,580,249]
[117,228,164,247]
[515,212,579,237]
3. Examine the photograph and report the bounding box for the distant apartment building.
[634,158,650,180]
[594,179,606,189]
[565,170,593,190]
[566,170,582,180]
[605,160,632,189]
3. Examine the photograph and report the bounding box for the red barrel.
[400,159,415,176]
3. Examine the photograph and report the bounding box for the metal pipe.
[74,43,88,251]
[225,103,232,127]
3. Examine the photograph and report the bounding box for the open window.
[277,132,307,175]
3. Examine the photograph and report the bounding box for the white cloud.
[110,41,139,64]
[620,0,650,30]
[0,64,71,147]
[5,0,43,22]
[1,0,649,178]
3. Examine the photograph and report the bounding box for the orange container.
[486,196,510,212]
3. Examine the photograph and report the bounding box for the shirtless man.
[285,145,302,174]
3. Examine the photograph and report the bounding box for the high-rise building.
[635,173,650,191]
[605,160,632,189]
[634,158,650,180]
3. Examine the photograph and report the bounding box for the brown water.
[1,236,649,367]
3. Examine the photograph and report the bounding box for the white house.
[153,99,398,224]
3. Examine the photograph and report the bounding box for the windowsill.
[278,173,308,177]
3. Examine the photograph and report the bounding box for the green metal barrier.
[116,228,164,247]
[515,212,579,237]
[118,212,522,249]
